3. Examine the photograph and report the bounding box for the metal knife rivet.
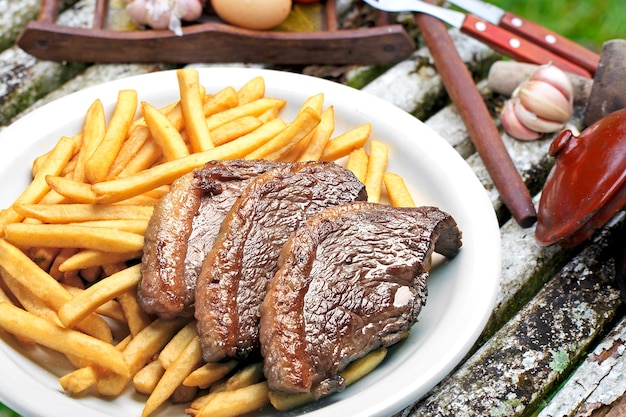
[511,17,523,27]
[509,38,521,49]
[545,34,557,44]
[475,21,487,32]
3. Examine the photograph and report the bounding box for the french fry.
[69,219,149,234]
[0,239,76,310]
[84,89,138,183]
[0,303,130,377]
[383,172,416,207]
[171,384,198,404]
[183,361,238,388]
[4,223,144,253]
[0,135,76,229]
[236,76,265,105]
[0,239,113,343]
[142,336,203,417]
[213,362,265,393]
[37,189,68,206]
[210,116,263,146]
[73,99,106,183]
[14,204,153,223]
[345,147,369,183]
[206,98,286,131]
[63,284,126,322]
[57,264,141,328]
[59,365,98,396]
[269,348,388,411]
[178,69,213,152]
[203,86,239,117]
[96,317,189,397]
[108,125,151,178]
[116,288,153,337]
[123,317,190,376]
[142,101,190,161]
[0,268,63,326]
[117,139,163,177]
[45,175,97,204]
[257,106,279,123]
[133,360,166,395]
[299,93,324,115]
[79,265,103,283]
[296,105,336,162]
[320,123,371,162]
[48,247,80,281]
[244,107,321,161]
[194,381,270,417]
[278,95,325,162]
[159,321,198,369]
[364,140,389,203]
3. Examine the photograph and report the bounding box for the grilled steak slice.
[259,202,462,398]
[195,161,367,362]
[139,159,282,319]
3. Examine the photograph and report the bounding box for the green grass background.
[488,0,624,52]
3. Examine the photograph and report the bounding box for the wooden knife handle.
[499,11,599,77]
[414,10,537,227]
[461,14,591,78]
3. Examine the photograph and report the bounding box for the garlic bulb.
[500,64,574,141]
[125,0,204,36]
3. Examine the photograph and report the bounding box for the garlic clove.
[126,0,204,33]
[126,0,150,27]
[517,80,573,123]
[529,63,574,104]
[500,99,542,141]
[513,99,565,133]
[176,0,204,20]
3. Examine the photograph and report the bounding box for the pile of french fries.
[0,68,417,416]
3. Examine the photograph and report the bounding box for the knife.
[446,0,599,75]
[363,0,591,78]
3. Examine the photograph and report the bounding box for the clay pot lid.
[536,108,626,247]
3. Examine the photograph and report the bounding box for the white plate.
[0,68,500,417]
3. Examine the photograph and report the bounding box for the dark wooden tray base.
[17,0,415,65]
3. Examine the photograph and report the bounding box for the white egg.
[211,0,293,30]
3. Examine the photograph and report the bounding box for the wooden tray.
[17,0,416,65]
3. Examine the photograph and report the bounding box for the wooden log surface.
[539,313,626,417]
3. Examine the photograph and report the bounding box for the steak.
[259,202,462,398]
[195,161,367,362]
[138,159,283,318]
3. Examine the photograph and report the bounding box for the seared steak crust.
[259,202,462,398]
[195,161,367,362]
[138,159,282,318]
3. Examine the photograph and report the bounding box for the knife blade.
[363,0,591,77]
[446,0,599,75]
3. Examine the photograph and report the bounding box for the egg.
[211,0,293,30]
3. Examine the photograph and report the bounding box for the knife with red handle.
[363,0,592,78]
[460,14,592,77]
[447,0,600,76]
